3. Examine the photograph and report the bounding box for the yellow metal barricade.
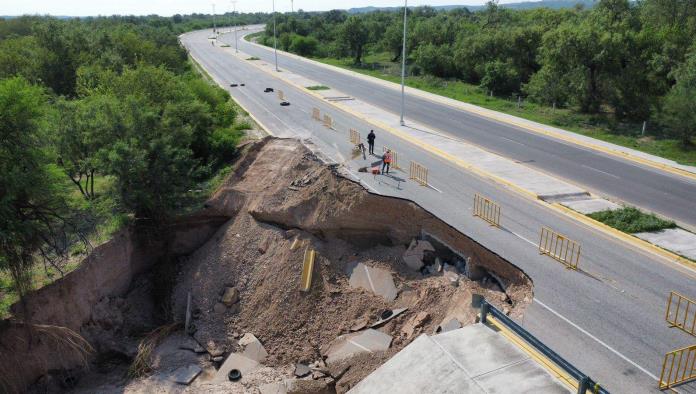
[538,227,580,270]
[659,344,696,389]
[350,129,361,145]
[382,147,400,169]
[277,90,284,100]
[666,291,696,337]
[323,114,334,129]
[300,248,316,292]
[473,194,501,227]
[312,107,321,121]
[409,161,428,186]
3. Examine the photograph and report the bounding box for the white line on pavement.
[534,299,659,381]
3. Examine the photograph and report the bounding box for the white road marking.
[510,231,538,247]
[534,299,659,381]
[581,164,621,179]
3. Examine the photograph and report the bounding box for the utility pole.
[212,3,217,34]
[273,0,279,71]
[399,0,408,126]
[231,0,238,52]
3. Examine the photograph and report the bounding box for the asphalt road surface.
[182,29,696,393]
[227,27,696,230]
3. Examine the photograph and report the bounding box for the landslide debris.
[26,137,532,393]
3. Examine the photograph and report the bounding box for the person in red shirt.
[382,149,393,174]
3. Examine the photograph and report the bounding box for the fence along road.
[185,29,696,393]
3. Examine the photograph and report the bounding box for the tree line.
[0,15,262,305]
[261,0,696,145]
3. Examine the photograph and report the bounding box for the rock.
[444,271,459,287]
[294,363,311,377]
[213,302,227,314]
[221,287,240,306]
[312,370,326,380]
[402,239,435,271]
[435,258,443,272]
[285,378,332,394]
[232,332,241,339]
[207,341,225,357]
[239,333,268,363]
[401,311,430,339]
[212,356,224,362]
[169,364,202,385]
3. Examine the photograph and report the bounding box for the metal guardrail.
[666,291,696,337]
[473,193,501,227]
[312,107,321,121]
[382,146,400,169]
[659,344,696,389]
[539,227,581,270]
[409,161,428,186]
[480,300,608,394]
[350,128,361,145]
[323,114,334,129]
[300,248,315,292]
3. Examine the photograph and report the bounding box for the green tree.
[290,35,319,57]
[339,16,370,64]
[479,60,520,96]
[660,51,696,146]
[0,77,83,300]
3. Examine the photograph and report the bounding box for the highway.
[226,27,696,230]
[181,29,696,393]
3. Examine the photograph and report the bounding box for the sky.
[1,0,508,17]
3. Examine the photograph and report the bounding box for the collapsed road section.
[1,138,535,393]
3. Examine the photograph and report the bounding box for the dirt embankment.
[1,137,533,394]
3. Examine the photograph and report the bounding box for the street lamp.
[273,0,279,71]
[212,3,217,35]
[231,0,238,53]
[399,0,408,126]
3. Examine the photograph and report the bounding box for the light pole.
[231,0,238,53]
[399,0,408,126]
[291,0,294,13]
[212,4,217,35]
[273,0,279,71]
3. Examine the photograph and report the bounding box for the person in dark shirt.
[367,130,376,155]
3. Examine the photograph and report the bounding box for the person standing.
[367,130,376,155]
[382,149,393,174]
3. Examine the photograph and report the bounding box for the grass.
[306,85,330,90]
[587,207,677,233]
[290,51,696,166]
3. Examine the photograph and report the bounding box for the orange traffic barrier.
[473,193,501,227]
[538,227,580,270]
[409,161,428,186]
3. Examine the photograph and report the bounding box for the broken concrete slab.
[221,287,240,306]
[436,317,462,333]
[325,329,392,366]
[294,363,311,377]
[402,239,435,271]
[370,308,408,328]
[350,316,369,332]
[169,364,202,385]
[239,333,268,363]
[347,262,398,301]
[212,353,260,383]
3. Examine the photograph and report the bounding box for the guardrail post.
[577,376,590,394]
[480,300,490,324]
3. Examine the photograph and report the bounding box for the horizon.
[1,0,557,18]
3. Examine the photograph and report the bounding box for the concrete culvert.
[3,138,532,394]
